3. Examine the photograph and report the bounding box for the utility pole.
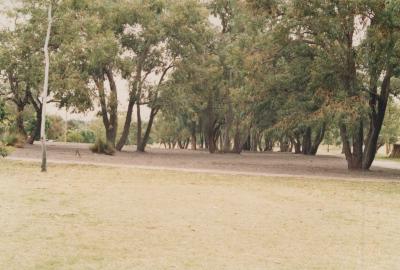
[40,2,52,172]
[65,107,68,143]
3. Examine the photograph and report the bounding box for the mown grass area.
[1,160,400,270]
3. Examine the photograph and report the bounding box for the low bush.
[0,144,9,157]
[90,138,115,156]
[2,133,25,148]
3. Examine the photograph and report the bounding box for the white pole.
[41,2,52,172]
[65,107,68,143]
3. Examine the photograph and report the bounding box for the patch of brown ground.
[8,142,400,181]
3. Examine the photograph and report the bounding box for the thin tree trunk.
[136,102,142,152]
[16,104,26,136]
[190,123,197,150]
[138,107,158,152]
[302,127,312,155]
[223,101,233,152]
[40,3,52,172]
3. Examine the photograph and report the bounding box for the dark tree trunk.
[136,101,143,152]
[208,131,216,153]
[200,132,204,149]
[26,92,42,145]
[191,124,197,150]
[137,107,158,152]
[264,136,273,151]
[302,127,312,155]
[390,145,400,158]
[94,72,117,147]
[233,130,242,154]
[27,108,42,145]
[362,68,392,169]
[293,137,301,154]
[279,137,290,152]
[310,123,326,155]
[105,68,118,147]
[116,96,136,151]
[206,96,217,154]
[242,135,251,151]
[341,120,363,170]
[223,102,233,153]
[185,138,190,149]
[16,104,27,136]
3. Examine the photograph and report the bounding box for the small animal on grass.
[75,149,81,158]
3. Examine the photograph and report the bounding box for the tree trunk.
[293,137,301,154]
[206,96,217,154]
[233,130,242,154]
[105,68,118,147]
[27,108,42,145]
[362,68,392,170]
[302,127,312,155]
[341,120,363,170]
[264,136,273,151]
[190,124,197,150]
[137,107,158,152]
[390,144,400,158]
[136,101,143,152]
[279,137,290,152]
[116,96,135,151]
[200,132,204,149]
[15,104,26,136]
[40,3,52,172]
[310,123,326,155]
[223,101,233,152]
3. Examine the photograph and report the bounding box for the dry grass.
[0,160,400,270]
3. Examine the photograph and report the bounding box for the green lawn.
[1,160,400,270]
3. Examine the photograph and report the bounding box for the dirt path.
[7,142,400,181]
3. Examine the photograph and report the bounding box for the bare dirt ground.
[1,160,400,270]
[7,142,400,181]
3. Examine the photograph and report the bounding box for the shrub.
[2,133,25,148]
[90,138,115,156]
[67,129,84,143]
[0,144,9,157]
[81,130,96,143]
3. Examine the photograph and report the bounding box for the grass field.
[1,160,400,269]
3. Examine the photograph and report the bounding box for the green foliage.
[67,128,95,144]
[2,133,25,148]
[0,144,9,157]
[0,100,6,123]
[381,99,400,145]
[67,130,84,143]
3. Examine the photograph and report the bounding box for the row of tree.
[1,0,400,170]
